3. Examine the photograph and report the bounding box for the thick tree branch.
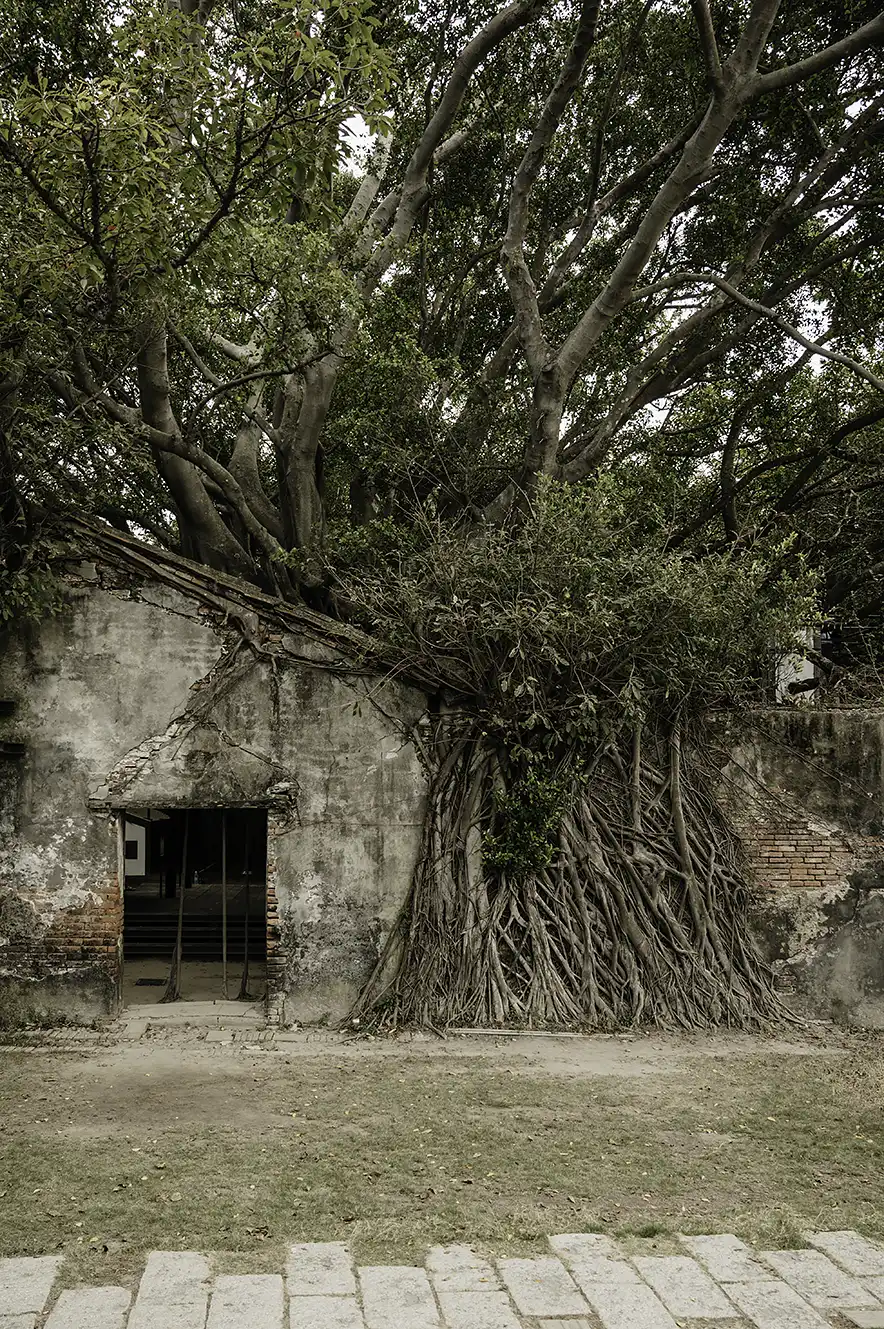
[360,0,543,299]
[690,0,723,90]
[502,0,600,379]
[342,131,394,229]
[730,0,782,78]
[208,332,261,365]
[173,330,279,444]
[68,335,284,571]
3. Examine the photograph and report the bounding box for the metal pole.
[163,810,188,1003]
[238,818,252,1001]
[221,809,228,998]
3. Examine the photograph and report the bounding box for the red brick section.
[738,816,884,891]
[4,876,122,982]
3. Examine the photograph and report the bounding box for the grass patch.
[0,1034,881,1285]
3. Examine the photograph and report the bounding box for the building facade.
[0,555,427,1024]
[2,547,884,1028]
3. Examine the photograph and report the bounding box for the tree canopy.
[4,0,884,1029]
[1,0,882,651]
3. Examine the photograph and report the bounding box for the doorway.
[120,807,268,1005]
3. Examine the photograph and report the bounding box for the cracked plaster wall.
[7,570,884,1031]
[0,567,427,1024]
[718,709,884,1027]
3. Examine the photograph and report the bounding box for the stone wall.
[0,562,427,1024]
[4,559,884,1031]
[720,709,884,1027]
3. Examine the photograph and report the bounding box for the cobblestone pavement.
[4,1231,884,1328]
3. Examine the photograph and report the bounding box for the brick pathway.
[3,1231,884,1328]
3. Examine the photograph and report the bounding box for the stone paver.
[841,1311,884,1329]
[2,1229,884,1327]
[537,1322,595,1329]
[567,1257,641,1290]
[426,1245,499,1291]
[548,1233,639,1288]
[806,1230,884,1277]
[548,1233,622,1261]
[726,1278,831,1328]
[206,1274,284,1329]
[288,1296,365,1328]
[437,1289,521,1328]
[287,1243,357,1296]
[44,1286,131,1329]
[681,1233,775,1282]
[761,1248,880,1309]
[632,1254,737,1318]
[497,1257,587,1317]
[359,1266,439,1329]
[128,1250,211,1329]
[582,1281,679,1329]
[0,1257,61,1316]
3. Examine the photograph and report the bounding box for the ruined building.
[1,527,883,1027]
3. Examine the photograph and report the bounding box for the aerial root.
[351,719,788,1032]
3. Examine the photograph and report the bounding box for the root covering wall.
[0,562,426,1024]
[3,557,884,1030]
[721,710,884,1027]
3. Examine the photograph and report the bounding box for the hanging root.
[350,718,791,1033]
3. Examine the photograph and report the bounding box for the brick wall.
[42,880,122,977]
[741,817,884,893]
[1,876,122,983]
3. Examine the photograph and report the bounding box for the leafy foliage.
[342,479,816,736]
[4,0,881,1029]
[482,770,570,877]
[0,532,63,625]
[0,0,881,633]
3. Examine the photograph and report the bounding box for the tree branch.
[631,272,884,394]
[173,330,279,443]
[0,132,112,270]
[342,130,394,229]
[730,0,782,78]
[360,0,543,299]
[503,0,600,377]
[207,332,260,365]
[752,12,884,97]
[690,0,723,90]
[69,336,284,569]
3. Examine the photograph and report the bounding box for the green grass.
[0,1035,882,1286]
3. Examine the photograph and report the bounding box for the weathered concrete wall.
[720,709,884,1028]
[0,564,427,1024]
[5,565,884,1032]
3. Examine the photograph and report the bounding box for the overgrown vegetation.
[2,0,884,1027]
[346,485,813,1027]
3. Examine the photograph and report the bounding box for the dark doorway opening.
[121,807,268,1005]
